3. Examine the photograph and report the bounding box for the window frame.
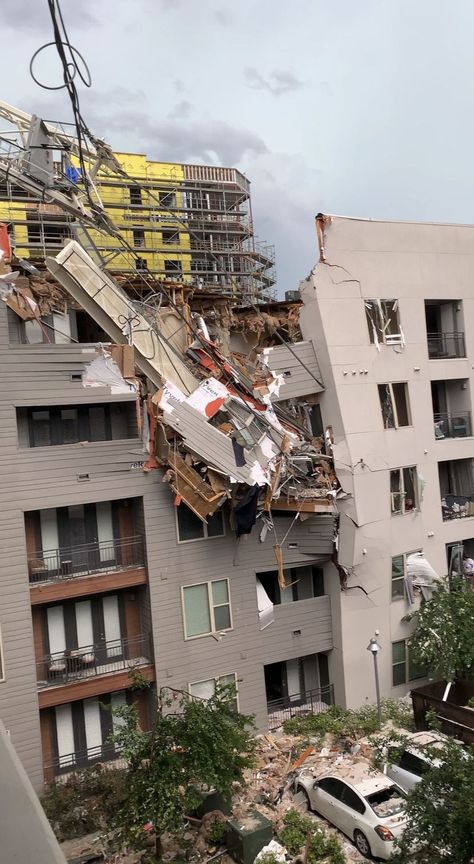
[390,466,419,515]
[175,505,225,544]
[392,639,427,686]
[378,382,411,429]
[181,578,233,640]
[188,672,238,710]
[365,299,403,346]
[391,550,422,601]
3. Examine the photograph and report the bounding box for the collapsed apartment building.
[0,103,341,791]
[0,102,464,792]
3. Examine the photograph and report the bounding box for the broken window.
[390,466,418,514]
[365,299,403,346]
[132,228,145,248]
[257,566,324,605]
[378,383,411,429]
[392,640,426,686]
[182,579,231,638]
[391,551,421,600]
[176,504,224,542]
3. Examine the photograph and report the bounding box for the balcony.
[427,332,466,359]
[434,411,472,439]
[28,536,145,585]
[44,742,127,780]
[267,684,334,730]
[36,633,152,690]
[439,458,474,520]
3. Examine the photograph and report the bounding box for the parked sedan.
[295,761,407,860]
[384,731,447,793]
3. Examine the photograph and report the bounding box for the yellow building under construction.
[0,150,275,300]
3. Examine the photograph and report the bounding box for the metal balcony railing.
[267,684,334,730]
[441,494,474,520]
[45,742,127,779]
[427,331,466,359]
[28,535,145,584]
[434,411,472,439]
[36,633,152,688]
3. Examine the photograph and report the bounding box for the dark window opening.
[129,185,142,206]
[257,566,324,605]
[177,505,224,542]
[18,403,137,448]
[132,228,145,248]
[162,229,180,244]
[159,191,176,209]
[164,259,183,277]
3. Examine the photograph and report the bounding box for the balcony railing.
[427,331,466,359]
[441,494,474,520]
[45,742,127,779]
[36,633,152,688]
[28,535,145,584]
[267,684,334,730]
[434,411,472,439]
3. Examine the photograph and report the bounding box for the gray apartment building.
[299,215,474,710]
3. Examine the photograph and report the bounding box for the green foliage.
[207,817,226,844]
[409,576,474,681]
[283,699,414,739]
[110,684,256,857]
[277,809,345,864]
[390,737,474,864]
[41,764,128,841]
[256,853,280,864]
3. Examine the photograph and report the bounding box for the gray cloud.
[214,8,233,26]
[167,100,193,120]
[244,67,305,97]
[0,0,97,33]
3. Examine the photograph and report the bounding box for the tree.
[408,576,474,682]
[110,685,256,861]
[388,735,474,864]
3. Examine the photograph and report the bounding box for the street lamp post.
[367,632,382,726]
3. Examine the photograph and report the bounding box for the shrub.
[283,699,414,739]
[41,765,128,842]
[277,809,345,863]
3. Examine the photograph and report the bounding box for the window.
[182,579,232,638]
[132,228,145,248]
[378,383,411,429]
[318,777,344,799]
[159,191,176,209]
[164,259,183,277]
[189,673,237,709]
[365,299,403,346]
[340,785,366,814]
[391,551,422,600]
[257,566,324,605]
[21,404,136,448]
[392,640,427,686]
[129,185,142,206]
[390,467,418,514]
[176,504,224,542]
[162,229,179,245]
[398,751,428,777]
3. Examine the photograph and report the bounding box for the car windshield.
[365,787,406,817]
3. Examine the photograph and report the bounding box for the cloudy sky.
[1,0,474,294]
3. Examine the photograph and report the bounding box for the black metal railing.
[434,411,472,439]
[427,331,465,359]
[45,742,127,779]
[267,684,334,730]
[36,633,151,688]
[441,494,474,520]
[28,535,145,584]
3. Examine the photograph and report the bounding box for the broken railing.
[434,411,472,439]
[427,331,465,359]
[28,535,145,584]
[267,684,334,729]
[36,633,152,688]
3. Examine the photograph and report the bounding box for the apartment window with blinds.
[378,383,411,429]
[390,467,418,515]
[176,505,224,542]
[189,673,238,710]
[392,640,426,686]
[182,579,232,639]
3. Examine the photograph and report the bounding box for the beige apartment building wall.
[300,217,474,708]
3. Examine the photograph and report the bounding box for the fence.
[267,684,334,730]
[28,535,145,583]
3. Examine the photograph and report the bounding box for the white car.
[384,730,453,792]
[295,761,407,860]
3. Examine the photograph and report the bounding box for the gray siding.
[262,340,324,399]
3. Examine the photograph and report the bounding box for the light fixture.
[367,632,382,725]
